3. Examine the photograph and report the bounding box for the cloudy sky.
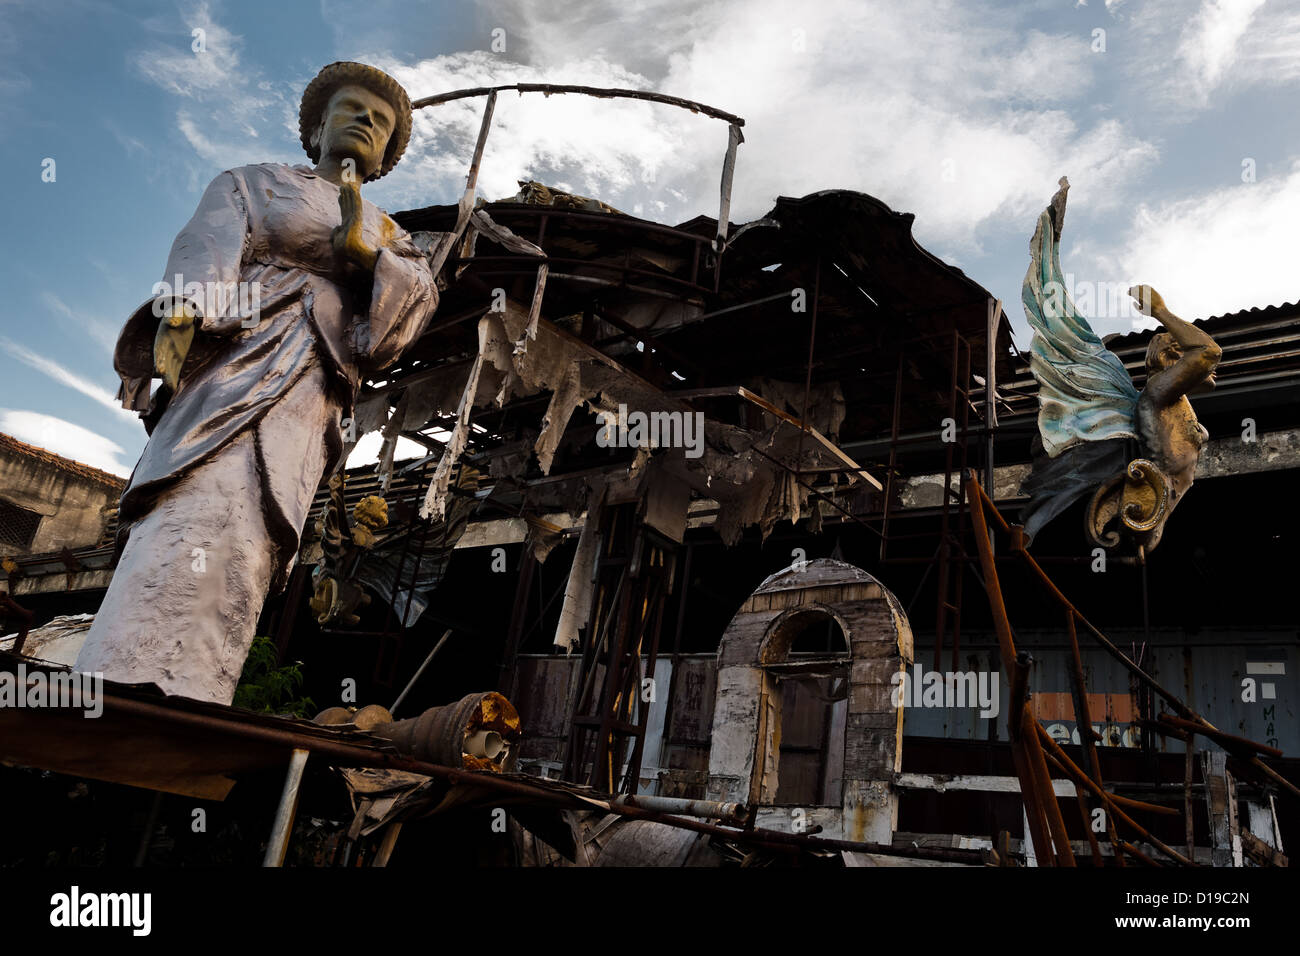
[3,0,1298,476]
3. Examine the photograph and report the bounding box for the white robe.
[75,163,439,703]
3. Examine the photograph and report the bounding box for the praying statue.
[75,62,439,703]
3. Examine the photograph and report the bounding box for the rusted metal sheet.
[511,655,581,763]
[903,634,1297,754]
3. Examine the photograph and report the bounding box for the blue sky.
[3,0,1299,476]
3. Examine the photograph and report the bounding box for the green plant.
[233,637,316,718]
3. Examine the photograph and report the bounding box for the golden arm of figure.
[153,306,195,392]
[332,179,379,272]
[1127,284,1223,407]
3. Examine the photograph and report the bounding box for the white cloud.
[360,0,1159,254]
[1175,0,1268,106]
[0,409,133,477]
[1074,161,1300,329]
[1125,0,1300,110]
[0,336,136,423]
[131,2,293,177]
[40,292,118,355]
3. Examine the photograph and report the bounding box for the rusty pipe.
[1039,725,1194,866]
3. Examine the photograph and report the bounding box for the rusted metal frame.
[1073,788,1106,866]
[1022,704,1076,866]
[966,477,1144,861]
[475,269,705,306]
[1038,725,1195,866]
[878,350,905,563]
[399,505,438,634]
[967,478,1061,864]
[1184,729,1196,860]
[699,387,880,489]
[1105,791,1180,817]
[993,496,1300,801]
[563,516,621,782]
[489,203,717,249]
[459,253,713,298]
[983,299,1001,494]
[1062,611,1103,780]
[949,333,971,674]
[1010,737,1055,866]
[498,547,538,696]
[97,691,987,863]
[935,329,971,672]
[594,532,637,792]
[579,302,703,376]
[933,332,958,670]
[436,89,497,276]
[611,550,653,791]
[691,290,799,323]
[620,545,675,794]
[747,445,885,542]
[793,256,821,478]
[617,536,673,791]
[671,541,693,656]
[372,495,437,685]
[1119,842,1162,867]
[1156,713,1284,759]
[390,628,454,716]
[412,83,745,127]
[714,122,743,252]
[600,801,984,864]
[1062,607,1121,862]
[1008,655,1056,865]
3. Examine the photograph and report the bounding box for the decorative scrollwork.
[1085,458,1171,550]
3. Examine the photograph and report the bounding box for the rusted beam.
[1157,713,1284,759]
[961,478,1060,868]
[1021,705,1076,866]
[1074,789,1105,867]
[411,83,745,127]
[968,473,1300,804]
[1039,725,1195,866]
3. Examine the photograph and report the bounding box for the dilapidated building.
[1,88,1295,869]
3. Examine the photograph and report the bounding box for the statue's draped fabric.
[1020,199,1139,542]
[75,164,438,703]
[1023,206,1139,457]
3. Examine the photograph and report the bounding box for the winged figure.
[1019,178,1222,557]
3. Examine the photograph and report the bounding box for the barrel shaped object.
[369,692,522,772]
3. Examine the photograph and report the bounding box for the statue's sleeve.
[158,169,252,335]
[356,230,438,370]
[114,169,252,410]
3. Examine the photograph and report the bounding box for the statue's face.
[1147,333,1181,373]
[315,84,396,179]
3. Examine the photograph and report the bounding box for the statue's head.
[1145,331,1180,374]
[299,61,412,182]
[1146,330,1217,390]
